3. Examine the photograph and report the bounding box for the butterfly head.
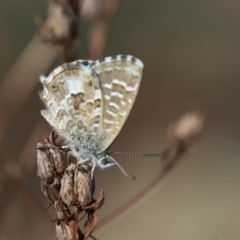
[96,152,117,171]
[97,151,136,180]
[69,145,116,170]
[70,145,135,179]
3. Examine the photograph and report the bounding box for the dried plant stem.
[96,143,186,234]
[56,0,80,63]
[0,36,56,141]
[88,21,109,60]
[81,0,120,60]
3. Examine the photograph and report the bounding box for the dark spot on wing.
[120,55,127,59]
[99,58,105,63]
[82,61,89,66]
[131,57,136,62]
[65,63,72,69]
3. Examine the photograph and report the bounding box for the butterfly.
[39,55,144,178]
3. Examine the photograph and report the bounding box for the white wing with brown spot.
[40,62,103,148]
[40,55,144,155]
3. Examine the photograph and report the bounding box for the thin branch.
[0,36,56,141]
[81,0,120,59]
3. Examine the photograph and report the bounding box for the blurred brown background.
[1,0,240,239]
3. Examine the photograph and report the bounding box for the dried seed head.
[55,219,79,240]
[74,165,94,207]
[168,110,205,144]
[38,1,75,43]
[54,201,65,220]
[49,148,64,175]
[37,139,64,184]
[37,142,55,183]
[50,131,65,150]
[60,165,75,206]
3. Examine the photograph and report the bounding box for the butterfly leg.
[105,155,136,180]
[90,161,96,180]
[73,157,96,179]
[77,157,90,165]
[66,157,90,171]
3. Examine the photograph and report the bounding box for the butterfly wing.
[40,62,104,148]
[90,55,144,152]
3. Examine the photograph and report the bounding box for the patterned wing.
[90,55,144,152]
[40,62,103,147]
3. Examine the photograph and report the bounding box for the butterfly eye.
[101,158,109,165]
[97,156,117,171]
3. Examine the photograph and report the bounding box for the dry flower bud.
[37,142,55,183]
[168,110,205,143]
[38,1,75,42]
[50,131,65,149]
[49,148,64,175]
[74,165,94,207]
[55,219,78,240]
[54,200,70,220]
[60,165,75,206]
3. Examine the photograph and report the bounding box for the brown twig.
[81,0,120,59]
[0,36,56,142]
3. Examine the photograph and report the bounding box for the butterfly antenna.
[108,151,160,158]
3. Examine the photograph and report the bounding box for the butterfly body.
[40,55,144,173]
